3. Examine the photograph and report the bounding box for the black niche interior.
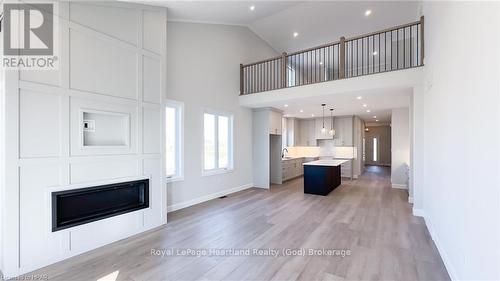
[52,179,149,232]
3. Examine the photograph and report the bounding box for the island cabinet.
[303,160,346,196]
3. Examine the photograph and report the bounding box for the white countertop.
[303,160,348,167]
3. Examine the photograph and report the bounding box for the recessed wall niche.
[81,110,130,147]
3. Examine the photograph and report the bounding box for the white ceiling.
[266,87,412,123]
[137,1,420,53]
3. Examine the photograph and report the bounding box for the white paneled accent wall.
[1,2,166,276]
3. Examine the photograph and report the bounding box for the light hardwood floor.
[31,166,450,281]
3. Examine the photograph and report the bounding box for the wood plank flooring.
[30,166,450,281]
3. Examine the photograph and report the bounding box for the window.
[287,66,296,87]
[203,110,233,175]
[373,137,378,162]
[166,100,183,182]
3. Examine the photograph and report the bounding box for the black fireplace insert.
[52,179,149,231]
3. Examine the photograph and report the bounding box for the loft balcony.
[239,17,424,97]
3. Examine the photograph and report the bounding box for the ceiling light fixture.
[365,10,372,16]
[376,119,379,122]
[329,108,335,136]
[319,61,323,65]
[366,109,371,113]
[373,116,377,118]
[284,104,288,107]
[363,104,368,107]
[300,109,304,113]
[249,5,255,11]
[321,104,326,133]
[357,96,362,100]
[311,114,315,117]
[293,32,299,38]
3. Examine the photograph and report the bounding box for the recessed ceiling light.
[363,104,368,107]
[293,32,299,38]
[376,119,379,122]
[366,109,371,113]
[373,116,377,118]
[319,61,323,65]
[249,5,255,11]
[311,114,315,117]
[365,10,372,16]
[357,96,362,100]
[373,51,378,56]
[299,109,304,113]
[284,104,288,107]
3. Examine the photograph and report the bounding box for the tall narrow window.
[203,110,233,175]
[373,137,378,162]
[166,100,183,181]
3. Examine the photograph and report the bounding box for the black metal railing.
[240,16,424,95]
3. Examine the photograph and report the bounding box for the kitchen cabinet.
[285,118,300,146]
[282,157,304,181]
[269,110,282,135]
[314,117,334,140]
[297,119,316,146]
[333,116,354,146]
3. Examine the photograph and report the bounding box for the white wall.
[391,108,410,188]
[166,22,278,211]
[421,2,500,280]
[1,2,166,276]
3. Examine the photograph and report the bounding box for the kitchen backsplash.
[286,140,355,159]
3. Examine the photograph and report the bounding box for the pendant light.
[321,104,326,133]
[329,108,335,136]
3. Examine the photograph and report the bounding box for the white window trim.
[201,108,234,177]
[166,99,184,183]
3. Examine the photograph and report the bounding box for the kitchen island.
[302,160,348,196]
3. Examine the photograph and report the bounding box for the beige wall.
[365,125,391,166]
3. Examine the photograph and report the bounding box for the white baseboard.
[391,183,408,189]
[412,208,425,217]
[412,209,458,280]
[422,214,458,281]
[167,183,253,212]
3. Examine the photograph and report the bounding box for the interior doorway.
[364,125,391,166]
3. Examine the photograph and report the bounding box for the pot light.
[366,109,371,113]
[319,61,323,65]
[373,51,378,56]
[311,114,315,117]
[357,96,362,100]
[284,104,289,107]
[365,10,372,16]
[363,104,368,107]
[250,5,255,11]
[300,109,304,113]
[293,32,299,38]
[376,119,379,122]
[373,116,377,118]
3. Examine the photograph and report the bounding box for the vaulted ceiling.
[139,1,420,53]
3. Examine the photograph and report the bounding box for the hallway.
[31,168,449,281]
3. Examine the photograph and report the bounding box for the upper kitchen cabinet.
[314,117,334,140]
[285,118,301,146]
[333,116,354,146]
[269,109,283,135]
[298,119,317,146]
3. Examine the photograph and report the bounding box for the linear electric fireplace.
[52,179,149,231]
